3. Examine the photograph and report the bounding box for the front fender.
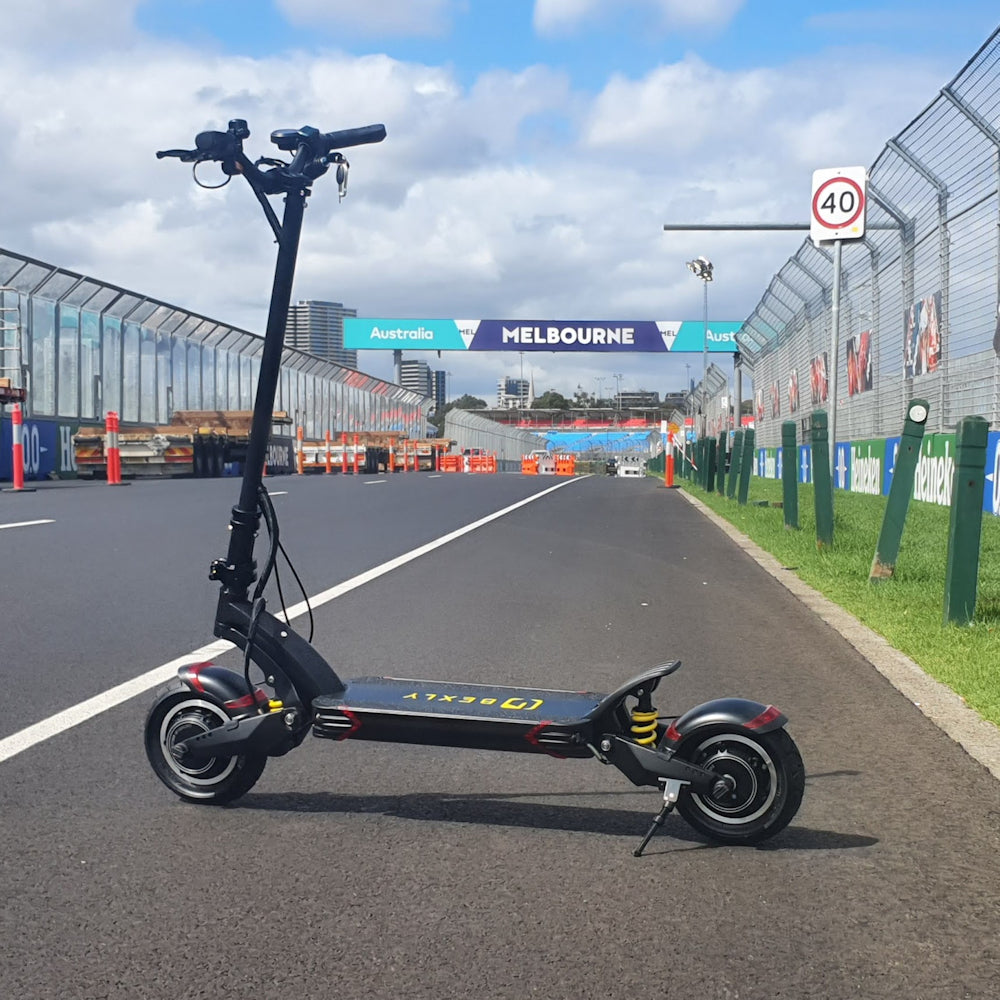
[178,662,261,713]
[661,698,787,746]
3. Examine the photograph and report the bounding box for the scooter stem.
[220,186,308,600]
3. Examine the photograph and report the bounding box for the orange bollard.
[105,411,122,485]
[325,430,332,474]
[112,412,123,484]
[10,403,25,490]
[296,426,304,475]
[353,434,360,475]
[342,432,349,475]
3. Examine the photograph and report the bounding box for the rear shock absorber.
[630,687,659,746]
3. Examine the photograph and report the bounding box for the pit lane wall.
[755,430,1000,515]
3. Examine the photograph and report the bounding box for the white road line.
[0,519,55,531]
[363,479,388,485]
[0,477,585,765]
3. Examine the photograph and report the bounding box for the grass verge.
[675,476,1000,730]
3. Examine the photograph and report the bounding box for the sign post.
[810,166,867,474]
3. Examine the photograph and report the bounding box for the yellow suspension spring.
[630,707,659,746]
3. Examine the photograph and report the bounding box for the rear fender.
[177,663,262,714]
[660,698,786,747]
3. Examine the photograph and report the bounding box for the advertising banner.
[912,432,955,507]
[343,318,743,353]
[809,352,829,406]
[846,330,873,395]
[787,369,800,414]
[882,436,901,496]
[797,444,813,484]
[903,292,943,377]
[848,440,884,496]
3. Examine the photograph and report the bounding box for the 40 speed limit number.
[810,166,867,244]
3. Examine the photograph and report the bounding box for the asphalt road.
[1,471,999,999]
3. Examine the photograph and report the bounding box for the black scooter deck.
[313,676,604,756]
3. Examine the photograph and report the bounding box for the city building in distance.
[285,300,358,369]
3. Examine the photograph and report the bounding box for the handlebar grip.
[321,124,387,152]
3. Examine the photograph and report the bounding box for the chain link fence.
[740,28,1000,448]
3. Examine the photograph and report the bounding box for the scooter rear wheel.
[674,726,803,845]
[145,682,266,804]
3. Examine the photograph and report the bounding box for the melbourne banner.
[343,318,742,353]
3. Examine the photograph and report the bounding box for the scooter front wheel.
[674,726,804,845]
[144,681,266,804]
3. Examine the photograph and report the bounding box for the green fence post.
[943,415,989,626]
[697,438,706,487]
[717,430,727,496]
[727,429,744,499]
[706,438,717,492]
[870,399,930,582]
[737,428,754,505]
[781,421,799,530]
[811,410,833,549]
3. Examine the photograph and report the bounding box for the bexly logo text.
[404,692,544,711]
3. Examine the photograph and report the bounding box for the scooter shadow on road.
[239,789,878,852]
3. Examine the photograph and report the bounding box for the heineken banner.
[343,318,742,353]
[759,431,1000,511]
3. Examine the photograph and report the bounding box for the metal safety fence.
[740,27,1000,449]
[445,407,552,472]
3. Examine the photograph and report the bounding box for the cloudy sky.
[2,1,997,404]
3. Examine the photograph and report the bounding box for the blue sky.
[136,1,998,85]
[2,1,998,403]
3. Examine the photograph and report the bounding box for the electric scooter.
[144,119,805,855]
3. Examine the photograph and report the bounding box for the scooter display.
[144,119,805,855]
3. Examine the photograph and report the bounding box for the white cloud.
[0,4,969,402]
[0,0,142,49]
[534,0,744,36]
[276,0,460,37]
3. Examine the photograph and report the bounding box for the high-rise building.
[285,300,358,368]
[431,370,447,413]
[497,377,529,409]
[400,359,433,398]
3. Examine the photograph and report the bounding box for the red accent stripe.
[525,721,567,759]
[336,708,362,740]
[662,721,682,744]
[224,689,269,711]
[745,705,782,730]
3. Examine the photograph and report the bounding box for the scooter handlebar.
[321,124,387,153]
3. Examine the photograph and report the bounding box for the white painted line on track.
[0,476,586,765]
[268,491,288,496]
[0,519,55,531]
[364,479,388,485]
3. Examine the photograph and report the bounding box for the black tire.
[144,682,266,804]
[674,726,804,845]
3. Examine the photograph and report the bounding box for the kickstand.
[633,778,686,857]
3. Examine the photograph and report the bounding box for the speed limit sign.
[810,166,867,244]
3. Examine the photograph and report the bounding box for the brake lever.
[156,148,204,163]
